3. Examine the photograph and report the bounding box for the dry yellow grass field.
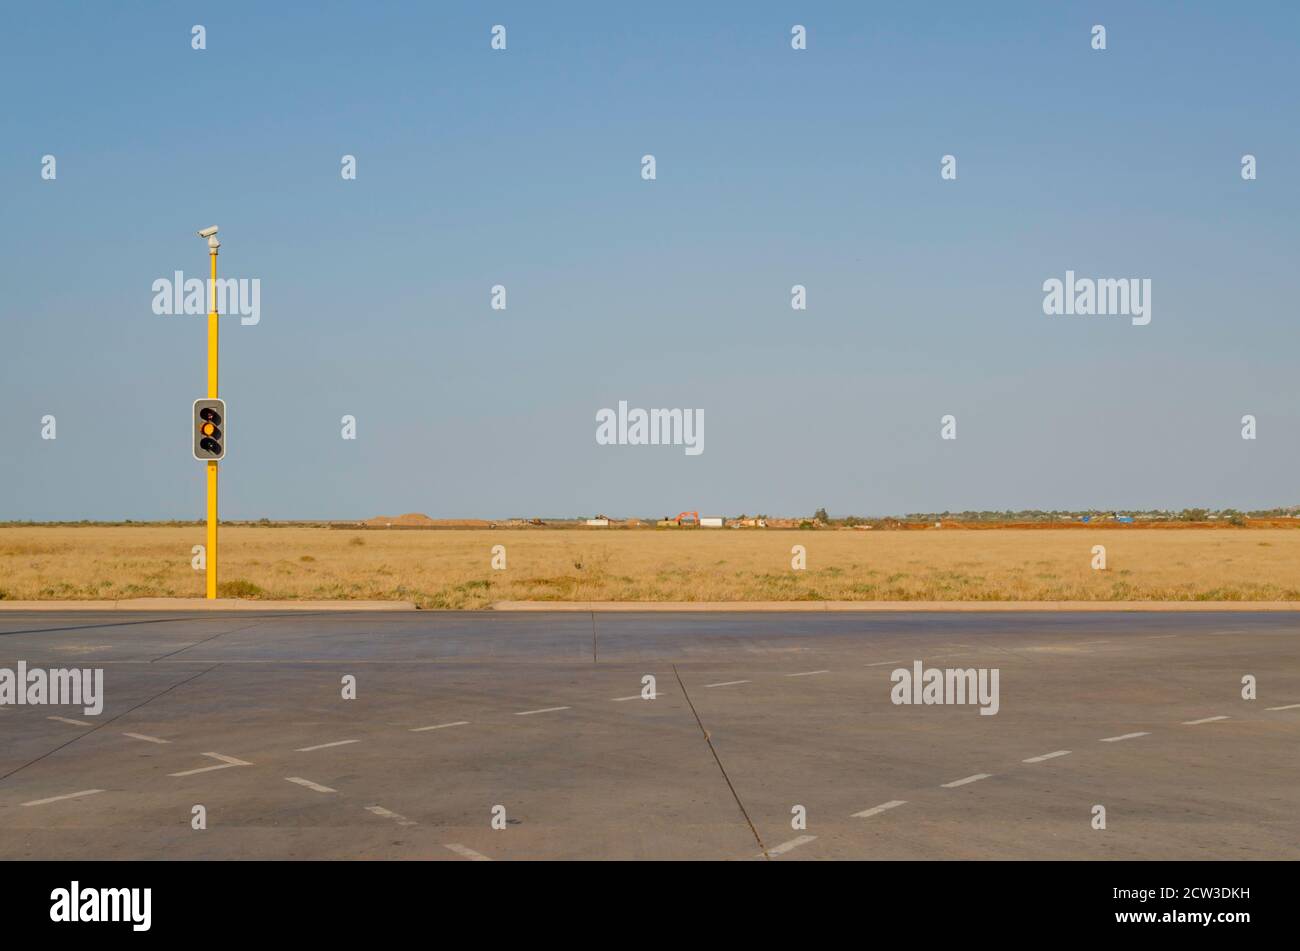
[2,525,1298,608]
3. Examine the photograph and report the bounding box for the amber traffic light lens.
[194,399,226,461]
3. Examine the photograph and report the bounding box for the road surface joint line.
[148,617,271,663]
[673,665,770,859]
[941,773,992,788]
[0,662,222,786]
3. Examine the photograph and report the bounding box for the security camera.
[196,226,219,238]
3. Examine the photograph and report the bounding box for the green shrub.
[218,579,266,598]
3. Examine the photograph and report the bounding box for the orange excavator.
[674,511,700,526]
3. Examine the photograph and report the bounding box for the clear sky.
[2,1,1298,520]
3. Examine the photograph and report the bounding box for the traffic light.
[193,398,226,461]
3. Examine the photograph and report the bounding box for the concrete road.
[0,611,1296,860]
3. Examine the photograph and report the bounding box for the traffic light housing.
[193,398,226,461]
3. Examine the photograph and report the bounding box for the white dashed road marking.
[285,777,336,794]
[1023,750,1071,763]
[47,716,92,727]
[941,773,992,788]
[444,843,491,861]
[785,670,829,678]
[1100,732,1150,743]
[123,732,170,744]
[514,706,570,716]
[852,800,907,819]
[410,720,470,732]
[205,753,250,765]
[22,789,104,807]
[705,680,750,688]
[864,660,902,668]
[1182,715,1230,725]
[169,752,252,777]
[766,834,817,856]
[365,805,416,826]
[1267,703,1300,711]
[295,739,360,752]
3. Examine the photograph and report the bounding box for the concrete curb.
[0,599,418,612]
[489,600,1300,612]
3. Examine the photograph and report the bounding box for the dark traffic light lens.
[200,407,222,424]
[200,437,221,454]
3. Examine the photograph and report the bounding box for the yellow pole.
[206,244,219,599]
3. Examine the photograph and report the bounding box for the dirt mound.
[362,514,493,529]
[364,513,435,527]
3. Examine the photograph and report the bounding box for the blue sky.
[2,1,1298,519]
